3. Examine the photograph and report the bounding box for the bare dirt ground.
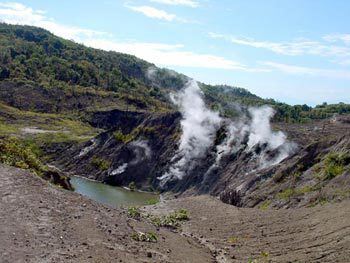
[147,196,350,263]
[0,164,213,263]
[1,163,350,263]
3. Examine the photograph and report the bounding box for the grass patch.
[145,198,159,206]
[324,154,345,179]
[259,200,271,210]
[0,136,43,173]
[149,209,189,229]
[131,231,158,243]
[323,152,350,180]
[127,206,141,219]
[277,185,317,200]
[248,251,270,263]
[0,123,19,136]
[0,136,73,190]
[276,188,295,200]
[0,102,99,144]
[113,126,158,144]
[91,156,110,171]
[113,130,135,143]
[227,236,238,244]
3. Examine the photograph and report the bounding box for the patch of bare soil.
[146,195,350,262]
[0,164,212,263]
[2,163,350,262]
[20,127,62,134]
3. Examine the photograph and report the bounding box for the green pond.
[70,176,159,208]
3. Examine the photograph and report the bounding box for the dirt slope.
[1,163,350,262]
[146,195,350,262]
[0,164,213,263]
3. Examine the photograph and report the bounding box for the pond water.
[70,176,159,208]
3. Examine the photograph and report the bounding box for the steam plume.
[158,78,296,186]
[159,80,221,184]
[110,163,128,175]
[129,140,152,164]
[247,106,286,150]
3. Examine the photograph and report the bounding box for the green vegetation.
[113,125,159,144]
[113,130,135,144]
[0,137,43,172]
[1,23,349,123]
[90,156,110,171]
[0,23,170,113]
[259,200,272,210]
[0,122,19,136]
[145,198,159,206]
[128,181,136,191]
[131,231,158,243]
[277,185,317,200]
[227,236,238,244]
[277,188,295,200]
[324,152,350,180]
[201,84,350,122]
[127,206,141,219]
[0,102,99,152]
[248,251,270,263]
[149,209,189,229]
[0,136,73,190]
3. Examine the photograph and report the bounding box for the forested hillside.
[0,23,349,122]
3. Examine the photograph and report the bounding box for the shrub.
[0,137,43,173]
[149,209,189,229]
[128,181,136,191]
[113,130,135,143]
[145,198,159,205]
[324,152,350,180]
[276,188,294,200]
[277,186,317,200]
[131,231,158,243]
[259,200,271,210]
[227,236,238,244]
[127,206,141,219]
[91,156,110,171]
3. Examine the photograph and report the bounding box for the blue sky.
[0,0,349,105]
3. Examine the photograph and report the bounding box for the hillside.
[1,23,350,263]
[0,23,349,205]
[0,23,257,115]
[1,23,349,122]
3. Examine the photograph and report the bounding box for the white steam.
[158,80,221,184]
[146,66,158,82]
[129,140,152,164]
[247,106,286,150]
[108,140,151,176]
[158,79,296,186]
[77,138,98,158]
[110,163,128,175]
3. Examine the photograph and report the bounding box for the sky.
[0,0,349,106]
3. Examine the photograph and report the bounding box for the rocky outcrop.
[42,169,73,190]
[54,110,181,191]
[54,112,350,208]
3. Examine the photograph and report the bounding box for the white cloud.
[126,5,194,23]
[3,2,348,80]
[0,2,108,41]
[149,0,199,8]
[0,2,254,71]
[84,38,262,71]
[209,32,350,59]
[127,5,177,21]
[323,34,350,45]
[262,61,350,80]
